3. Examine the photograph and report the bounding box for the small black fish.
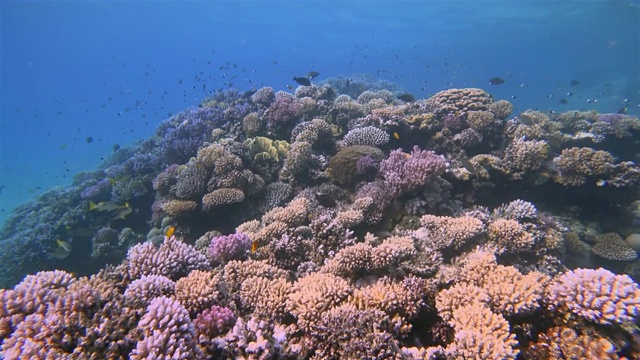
[570,79,580,86]
[242,89,257,99]
[86,136,94,143]
[559,98,568,104]
[0,185,4,195]
[618,107,628,114]
[398,93,415,102]
[489,77,505,85]
[293,77,311,86]
[345,79,350,87]
[307,71,320,79]
[315,192,336,208]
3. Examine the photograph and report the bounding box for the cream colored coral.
[262,197,309,225]
[173,270,219,314]
[420,214,485,249]
[286,273,351,330]
[222,259,288,294]
[240,276,292,319]
[488,218,535,253]
[161,199,198,216]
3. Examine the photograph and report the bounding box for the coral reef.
[1,81,640,359]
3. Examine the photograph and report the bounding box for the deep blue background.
[1,0,639,225]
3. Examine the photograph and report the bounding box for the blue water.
[1,0,638,226]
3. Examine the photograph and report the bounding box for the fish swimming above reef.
[293,77,311,86]
[570,79,580,86]
[489,77,505,85]
[559,98,568,104]
[112,206,133,220]
[51,239,72,259]
[397,93,415,102]
[89,201,129,212]
[306,71,320,79]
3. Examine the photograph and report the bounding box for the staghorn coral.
[193,305,236,341]
[443,302,519,360]
[503,137,549,178]
[553,147,615,186]
[208,232,252,264]
[337,126,390,148]
[491,199,537,221]
[286,273,352,331]
[466,110,496,132]
[546,267,640,325]
[123,274,175,308]
[239,276,292,320]
[250,86,276,107]
[125,236,210,280]
[489,99,513,120]
[173,269,219,315]
[130,296,201,359]
[487,218,536,253]
[419,214,485,250]
[308,303,400,359]
[380,146,448,197]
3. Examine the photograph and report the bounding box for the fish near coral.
[89,201,129,212]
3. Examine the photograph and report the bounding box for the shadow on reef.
[1,78,639,359]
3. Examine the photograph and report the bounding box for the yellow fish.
[51,239,72,259]
[166,226,176,238]
[112,206,133,220]
[251,240,259,253]
[393,132,400,140]
[89,201,129,212]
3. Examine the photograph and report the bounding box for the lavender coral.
[130,296,201,359]
[546,267,640,325]
[208,232,251,264]
[380,146,448,196]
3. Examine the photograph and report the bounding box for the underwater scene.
[1,1,640,359]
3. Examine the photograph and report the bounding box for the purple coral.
[264,92,302,135]
[131,296,201,359]
[126,236,210,280]
[379,146,449,196]
[547,267,640,325]
[80,178,111,200]
[208,232,252,264]
[194,305,236,339]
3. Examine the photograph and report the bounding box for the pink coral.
[546,267,640,325]
[380,146,448,197]
[126,236,210,280]
[130,296,201,359]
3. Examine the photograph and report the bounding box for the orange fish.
[393,132,400,140]
[166,226,176,238]
[251,240,258,253]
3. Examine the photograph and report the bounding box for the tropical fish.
[533,171,552,186]
[0,185,4,195]
[393,132,401,140]
[559,98,568,104]
[397,93,415,102]
[89,201,129,212]
[51,239,72,259]
[86,136,94,143]
[166,226,176,238]
[315,192,336,208]
[112,206,133,220]
[306,71,320,79]
[596,179,608,187]
[251,240,259,253]
[293,77,311,86]
[489,77,505,85]
[459,157,477,177]
[569,79,580,86]
[518,114,536,126]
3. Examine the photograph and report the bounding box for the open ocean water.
[0,1,639,359]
